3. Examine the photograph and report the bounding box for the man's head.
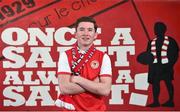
[154,22,167,37]
[75,16,98,32]
[74,16,98,49]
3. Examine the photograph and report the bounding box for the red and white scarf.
[71,43,96,75]
[151,36,169,64]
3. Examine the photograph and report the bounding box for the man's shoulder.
[95,49,106,56]
[64,48,73,54]
[94,49,111,61]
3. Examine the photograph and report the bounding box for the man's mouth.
[82,37,90,41]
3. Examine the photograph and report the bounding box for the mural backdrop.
[0,0,180,111]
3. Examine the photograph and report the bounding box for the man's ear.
[94,32,98,39]
[74,31,77,39]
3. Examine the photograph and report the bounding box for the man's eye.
[88,29,93,31]
[79,28,84,31]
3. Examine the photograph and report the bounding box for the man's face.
[75,22,97,47]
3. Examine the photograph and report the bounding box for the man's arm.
[71,76,112,96]
[58,75,85,95]
[58,74,100,95]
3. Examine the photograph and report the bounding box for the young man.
[55,16,112,111]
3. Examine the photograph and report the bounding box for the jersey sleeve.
[57,52,71,75]
[99,54,112,77]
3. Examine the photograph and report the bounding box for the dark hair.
[75,16,98,32]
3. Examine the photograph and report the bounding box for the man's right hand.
[93,76,100,83]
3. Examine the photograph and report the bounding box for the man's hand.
[70,76,81,84]
[71,76,100,84]
[58,75,85,95]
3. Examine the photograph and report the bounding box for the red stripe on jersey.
[100,74,112,77]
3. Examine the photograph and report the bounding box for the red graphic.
[0,0,179,111]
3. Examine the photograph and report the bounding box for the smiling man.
[55,16,112,111]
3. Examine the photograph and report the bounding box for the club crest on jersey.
[90,60,99,69]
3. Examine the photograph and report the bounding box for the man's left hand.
[71,76,81,84]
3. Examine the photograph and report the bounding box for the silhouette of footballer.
[145,22,179,107]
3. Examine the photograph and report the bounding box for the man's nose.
[83,29,89,35]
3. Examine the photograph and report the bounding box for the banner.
[0,0,180,111]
